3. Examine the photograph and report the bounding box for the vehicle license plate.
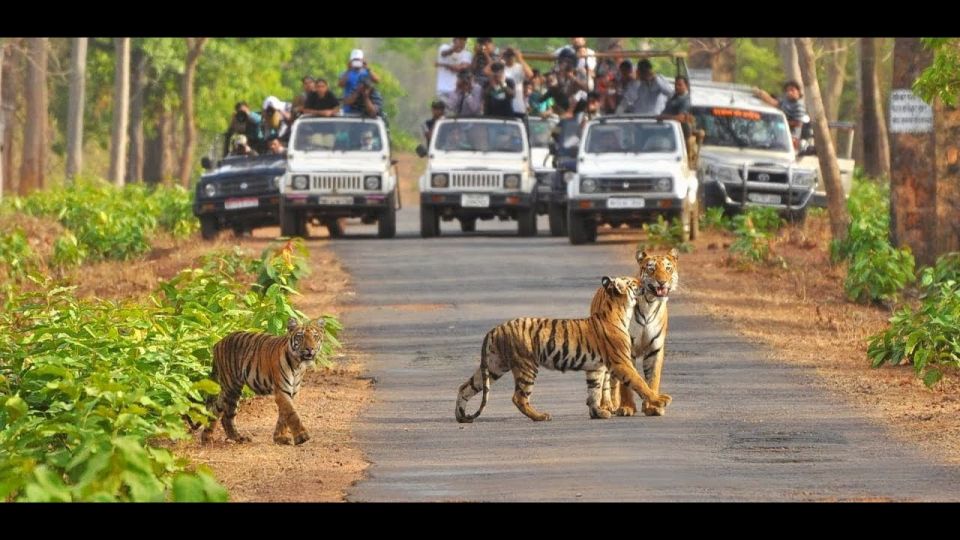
[224,197,258,210]
[747,193,781,204]
[319,196,354,205]
[461,194,490,208]
[607,198,645,209]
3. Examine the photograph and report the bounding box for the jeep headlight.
[793,171,817,187]
[272,176,283,189]
[705,164,739,183]
[504,174,521,189]
[292,175,309,190]
[581,178,597,193]
[204,183,217,198]
[563,171,576,183]
[431,173,449,188]
[656,177,672,192]
[364,175,381,190]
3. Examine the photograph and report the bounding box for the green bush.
[830,179,915,304]
[0,229,36,281]
[641,215,692,253]
[0,242,340,501]
[701,206,730,231]
[867,252,960,386]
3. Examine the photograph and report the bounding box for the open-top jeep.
[194,153,286,240]
[528,116,558,222]
[281,115,399,239]
[416,116,536,237]
[565,115,699,245]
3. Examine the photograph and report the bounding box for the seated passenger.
[442,125,470,151]
[266,136,286,155]
[591,129,623,152]
[230,134,258,157]
[642,134,673,152]
[358,129,381,151]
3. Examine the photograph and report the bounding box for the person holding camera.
[340,49,380,114]
[262,96,292,143]
[501,48,533,115]
[342,78,386,125]
[470,38,500,88]
[223,102,263,157]
[554,38,597,91]
[442,69,483,117]
[436,38,473,96]
[230,134,258,157]
[483,62,517,118]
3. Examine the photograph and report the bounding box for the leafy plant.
[642,215,692,252]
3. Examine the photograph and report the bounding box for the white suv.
[281,116,398,239]
[417,117,536,237]
[565,116,699,245]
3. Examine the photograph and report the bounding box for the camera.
[235,110,248,123]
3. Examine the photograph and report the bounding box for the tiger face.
[287,317,324,365]
[601,275,642,305]
[636,248,679,298]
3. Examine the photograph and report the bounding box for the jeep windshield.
[584,122,677,154]
[433,121,524,153]
[293,120,383,152]
[692,106,792,152]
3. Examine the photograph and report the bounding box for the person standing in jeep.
[753,81,807,139]
[484,63,517,117]
[616,59,673,115]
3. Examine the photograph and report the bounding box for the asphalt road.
[327,208,960,501]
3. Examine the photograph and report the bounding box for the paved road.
[327,209,960,501]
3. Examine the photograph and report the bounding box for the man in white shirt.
[436,38,473,96]
[501,48,533,115]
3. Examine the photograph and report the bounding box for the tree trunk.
[688,38,736,82]
[852,39,865,165]
[933,97,960,259]
[861,37,891,179]
[66,37,87,182]
[0,41,5,201]
[19,38,46,196]
[795,37,849,242]
[109,38,130,187]
[890,39,937,266]
[178,37,207,187]
[127,45,147,183]
[1,43,15,195]
[821,38,849,123]
[777,38,802,84]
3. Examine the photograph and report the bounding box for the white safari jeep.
[565,115,699,245]
[691,81,854,219]
[281,115,398,239]
[416,117,536,237]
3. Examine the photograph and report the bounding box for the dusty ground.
[621,214,960,465]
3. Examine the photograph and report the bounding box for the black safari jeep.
[193,154,287,239]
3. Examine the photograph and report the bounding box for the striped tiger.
[455,276,672,423]
[198,317,323,445]
[596,248,678,417]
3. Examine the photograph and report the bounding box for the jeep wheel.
[280,202,302,238]
[420,204,440,238]
[517,207,537,237]
[460,217,476,233]
[200,216,218,240]
[548,202,567,236]
[568,207,595,245]
[378,194,397,239]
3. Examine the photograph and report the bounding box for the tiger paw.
[590,408,612,419]
[229,434,252,444]
[532,413,552,422]
[274,435,293,445]
[642,402,666,417]
[294,432,311,445]
[616,405,636,417]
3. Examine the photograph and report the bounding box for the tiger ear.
[601,276,612,289]
[669,247,679,259]
[287,317,299,332]
[635,249,648,264]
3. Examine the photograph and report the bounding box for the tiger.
[455,276,672,423]
[197,317,324,445]
[595,248,679,418]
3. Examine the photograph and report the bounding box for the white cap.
[350,49,364,61]
[263,96,287,111]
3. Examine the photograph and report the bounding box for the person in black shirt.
[303,79,340,117]
[423,100,446,144]
[484,62,516,117]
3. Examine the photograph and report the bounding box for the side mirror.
[390,159,399,166]
[415,144,428,158]
[200,156,213,170]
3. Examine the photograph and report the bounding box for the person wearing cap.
[230,134,258,157]
[339,49,380,114]
[302,78,340,118]
[554,38,597,91]
[261,95,292,142]
[470,38,500,88]
[436,38,473,96]
[483,62,517,118]
[501,48,533,115]
[442,69,483,117]
[616,58,674,115]
[422,100,446,144]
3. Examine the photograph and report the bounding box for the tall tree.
[66,37,87,181]
[0,42,15,195]
[109,38,131,186]
[127,44,148,183]
[688,38,736,82]
[0,40,6,201]
[19,38,46,195]
[861,37,891,178]
[777,38,802,83]
[820,38,850,123]
[796,37,849,241]
[178,37,206,187]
